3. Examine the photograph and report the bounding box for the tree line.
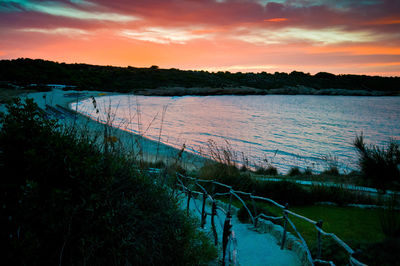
[1,58,399,95]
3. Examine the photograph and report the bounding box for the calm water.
[72,95,400,173]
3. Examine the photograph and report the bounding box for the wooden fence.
[174,172,367,266]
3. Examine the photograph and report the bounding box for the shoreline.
[134,86,398,97]
[25,89,208,171]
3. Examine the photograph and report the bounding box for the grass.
[225,197,384,262]
[289,205,385,244]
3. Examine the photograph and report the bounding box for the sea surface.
[72,95,400,174]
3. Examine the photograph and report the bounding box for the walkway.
[187,197,301,266]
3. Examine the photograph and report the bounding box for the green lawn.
[290,205,384,243]
[224,198,384,246]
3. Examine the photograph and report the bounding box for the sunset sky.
[1,0,399,76]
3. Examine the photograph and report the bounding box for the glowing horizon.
[1,0,399,76]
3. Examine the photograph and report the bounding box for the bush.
[309,185,375,206]
[287,167,302,176]
[354,135,400,191]
[199,161,242,183]
[379,195,400,238]
[304,167,313,176]
[355,238,400,266]
[311,238,350,266]
[255,165,278,175]
[0,98,216,265]
[255,181,313,206]
[199,153,377,206]
[321,166,340,176]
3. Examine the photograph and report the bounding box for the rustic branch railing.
[174,172,367,266]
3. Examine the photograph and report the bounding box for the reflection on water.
[72,95,400,174]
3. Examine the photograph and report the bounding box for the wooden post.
[280,203,289,250]
[316,220,323,259]
[251,193,258,227]
[211,183,215,196]
[186,190,191,215]
[201,192,207,228]
[222,212,232,266]
[228,192,233,213]
[211,201,218,246]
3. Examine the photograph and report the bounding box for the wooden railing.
[174,173,367,266]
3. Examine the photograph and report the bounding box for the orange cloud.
[366,17,400,25]
[363,62,400,67]
[306,45,400,56]
[264,18,288,22]
[1,0,400,76]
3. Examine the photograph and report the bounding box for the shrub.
[355,238,400,266]
[379,195,400,238]
[199,161,241,183]
[311,238,350,266]
[255,165,278,175]
[304,167,313,176]
[0,98,216,265]
[255,181,313,206]
[321,166,340,176]
[354,134,400,191]
[309,185,376,206]
[287,167,302,176]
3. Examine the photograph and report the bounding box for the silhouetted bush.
[199,161,376,206]
[0,98,216,265]
[354,135,400,191]
[304,167,313,176]
[311,238,350,266]
[255,181,313,206]
[255,165,278,175]
[309,185,375,206]
[355,238,400,266]
[379,195,400,238]
[321,166,340,176]
[287,167,302,176]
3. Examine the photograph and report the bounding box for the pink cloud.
[264,18,288,22]
[0,0,399,76]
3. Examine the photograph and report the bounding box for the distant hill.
[0,58,399,96]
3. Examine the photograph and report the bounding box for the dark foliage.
[1,58,400,95]
[354,135,400,191]
[321,166,340,176]
[379,195,400,238]
[314,237,400,266]
[255,165,278,175]
[354,238,400,266]
[303,167,313,176]
[309,185,375,206]
[311,238,350,266]
[199,162,377,206]
[0,98,216,265]
[287,167,302,176]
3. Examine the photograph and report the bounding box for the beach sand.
[23,89,207,171]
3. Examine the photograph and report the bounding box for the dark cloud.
[1,0,398,34]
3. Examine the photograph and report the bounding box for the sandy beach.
[22,89,207,171]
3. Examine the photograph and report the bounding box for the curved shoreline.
[25,89,208,170]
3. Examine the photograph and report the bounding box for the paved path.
[187,197,301,266]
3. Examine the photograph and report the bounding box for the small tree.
[354,134,400,191]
